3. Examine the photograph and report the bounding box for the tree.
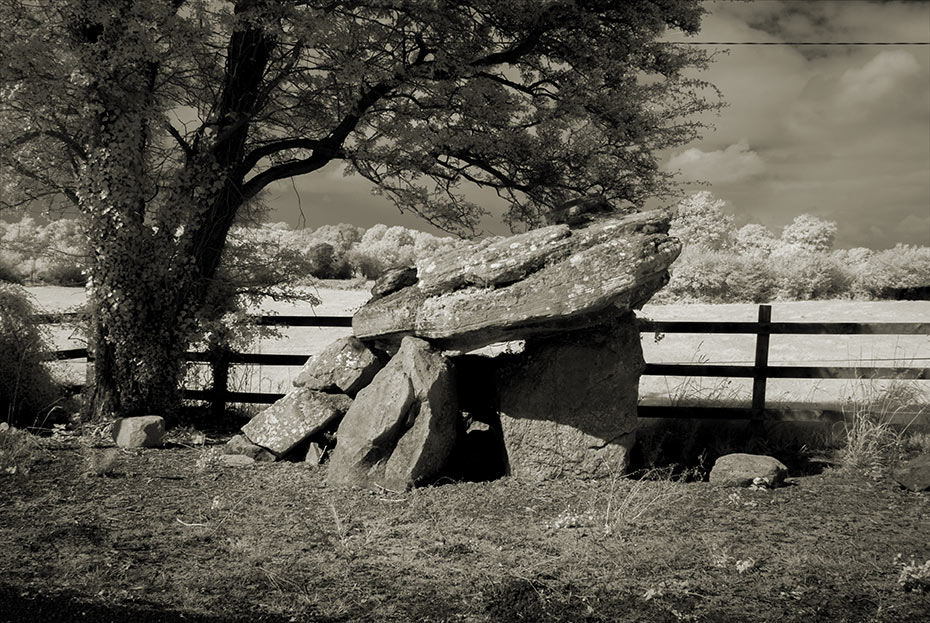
[1,0,721,421]
[779,214,837,254]
[669,191,734,250]
[733,223,778,257]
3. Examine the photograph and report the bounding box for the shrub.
[664,248,776,303]
[0,259,23,285]
[773,252,851,301]
[852,244,930,299]
[0,284,61,427]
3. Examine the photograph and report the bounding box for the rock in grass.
[219,454,255,468]
[112,416,165,448]
[242,389,352,458]
[710,453,788,488]
[224,434,275,462]
[292,336,385,397]
[327,337,458,490]
[893,454,930,492]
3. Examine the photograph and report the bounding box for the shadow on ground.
[0,583,290,623]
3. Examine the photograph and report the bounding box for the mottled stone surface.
[496,318,643,480]
[353,210,679,350]
[327,337,458,490]
[219,454,255,468]
[292,336,384,397]
[112,416,164,449]
[709,454,788,488]
[242,389,352,458]
[371,266,418,300]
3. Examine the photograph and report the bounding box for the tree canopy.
[0,0,722,419]
[2,0,720,235]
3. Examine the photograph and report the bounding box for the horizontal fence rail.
[41,305,930,421]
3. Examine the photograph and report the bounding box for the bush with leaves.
[0,284,61,427]
[852,244,930,299]
[773,252,852,301]
[662,247,776,304]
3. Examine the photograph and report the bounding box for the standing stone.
[327,337,458,490]
[709,454,788,488]
[112,416,165,448]
[497,317,643,480]
[242,389,352,458]
[292,336,385,397]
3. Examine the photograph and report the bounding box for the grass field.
[1,434,928,623]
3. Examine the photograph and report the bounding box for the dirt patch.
[1,434,928,622]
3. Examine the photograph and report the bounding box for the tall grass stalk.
[839,379,929,473]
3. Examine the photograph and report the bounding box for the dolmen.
[227,202,682,489]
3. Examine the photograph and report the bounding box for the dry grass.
[1,435,928,622]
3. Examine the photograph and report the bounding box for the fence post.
[210,346,231,419]
[751,304,772,421]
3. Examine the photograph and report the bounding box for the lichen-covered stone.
[370,266,418,300]
[327,337,458,490]
[497,318,642,480]
[292,336,384,397]
[709,454,788,488]
[242,389,352,458]
[353,210,679,350]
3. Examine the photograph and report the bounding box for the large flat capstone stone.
[242,389,352,458]
[497,317,643,480]
[352,210,679,351]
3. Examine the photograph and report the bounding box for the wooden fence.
[42,305,930,421]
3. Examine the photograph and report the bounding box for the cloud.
[666,139,766,184]
[837,50,922,110]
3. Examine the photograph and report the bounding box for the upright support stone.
[328,337,458,490]
[496,316,643,480]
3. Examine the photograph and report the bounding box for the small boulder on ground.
[219,454,255,468]
[293,336,385,397]
[242,389,353,458]
[112,416,165,448]
[893,454,930,492]
[710,453,788,488]
[224,434,275,462]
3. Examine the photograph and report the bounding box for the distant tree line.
[0,217,456,286]
[3,196,927,303]
[660,191,930,303]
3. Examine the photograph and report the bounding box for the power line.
[671,41,930,45]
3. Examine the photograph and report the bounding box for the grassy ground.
[1,426,928,623]
[7,288,930,621]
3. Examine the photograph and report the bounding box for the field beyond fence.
[38,304,930,425]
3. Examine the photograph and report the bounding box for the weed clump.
[0,283,61,428]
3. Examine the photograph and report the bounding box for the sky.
[268,0,930,249]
